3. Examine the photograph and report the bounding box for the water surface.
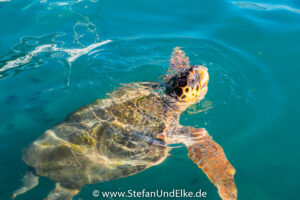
[0,0,300,199]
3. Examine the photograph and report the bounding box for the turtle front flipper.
[45,183,79,200]
[163,47,191,82]
[181,127,237,200]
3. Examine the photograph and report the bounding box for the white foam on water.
[0,44,55,73]
[64,40,112,63]
[0,40,112,73]
[49,1,73,7]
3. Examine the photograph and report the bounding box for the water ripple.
[233,1,300,13]
[0,33,111,79]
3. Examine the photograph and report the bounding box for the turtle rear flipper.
[12,169,39,199]
[45,183,79,200]
[181,127,237,200]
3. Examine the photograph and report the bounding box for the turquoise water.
[1,0,300,199]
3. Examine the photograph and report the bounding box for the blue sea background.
[1,0,300,199]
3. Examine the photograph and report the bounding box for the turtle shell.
[22,82,171,189]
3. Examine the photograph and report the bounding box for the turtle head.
[166,65,209,105]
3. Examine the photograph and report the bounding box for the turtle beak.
[197,66,209,88]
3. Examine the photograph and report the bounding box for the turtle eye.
[174,87,183,97]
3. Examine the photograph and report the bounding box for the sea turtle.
[12,47,237,200]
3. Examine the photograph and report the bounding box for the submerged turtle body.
[23,82,170,189]
[13,47,237,200]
